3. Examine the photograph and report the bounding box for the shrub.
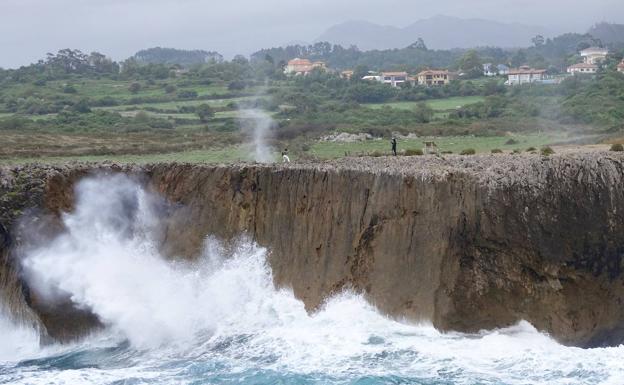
[164,84,177,94]
[491,148,503,154]
[370,150,383,157]
[196,103,214,123]
[512,149,521,154]
[404,148,423,156]
[178,90,198,99]
[526,147,537,152]
[228,81,246,91]
[505,138,519,145]
[460,148,476,155]
[610,143,624,152]
[441,150,453,154]
[72,99,91,113]
[541,146,555,156]
[128,82,142,94]
[63,84,77,94]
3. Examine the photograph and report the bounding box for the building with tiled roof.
[506,66,548,85]
[381,72,411,87]
[567,62,598,75]
[417,70,454,86]
[580,47,609,65]
[284,58,326,75]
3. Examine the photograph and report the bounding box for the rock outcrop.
[1,153,624,347]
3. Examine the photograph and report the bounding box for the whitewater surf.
[1,175,623,385]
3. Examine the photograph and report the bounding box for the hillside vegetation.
[1,39,623,161]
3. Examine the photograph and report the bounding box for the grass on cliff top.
[0,145,281,165]
[308,133,567,159]
[1,133,566,165]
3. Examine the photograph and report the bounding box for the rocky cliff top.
[2,153,623,206]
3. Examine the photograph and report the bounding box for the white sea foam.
[1,174,622,384]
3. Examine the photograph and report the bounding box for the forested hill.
[251,32,619,72]
[587,22,624,47]
[133,47,223,67]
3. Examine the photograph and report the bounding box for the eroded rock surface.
[1,154,624,347]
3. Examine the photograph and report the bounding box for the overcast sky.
[1,0,623,68]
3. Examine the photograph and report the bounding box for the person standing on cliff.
[282,148,290,163]
[391,137,397,156]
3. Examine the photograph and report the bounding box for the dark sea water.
[1,175,622,385]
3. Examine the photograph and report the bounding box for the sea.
[0,175,622,385]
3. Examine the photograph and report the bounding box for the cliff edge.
[1,153,623,347]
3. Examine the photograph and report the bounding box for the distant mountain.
[133,47,223,67]
[588,22,624,45]
[316,16,556,50]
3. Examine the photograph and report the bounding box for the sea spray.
[2,175,624,384]
[237,83,275,162]
[239,109,275,163]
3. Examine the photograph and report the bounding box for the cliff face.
[1,154,624,347]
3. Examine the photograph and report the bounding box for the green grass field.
[94,95,261,112]
[1,144,280,165]
[309,133,566,159]
[365,96,485,111]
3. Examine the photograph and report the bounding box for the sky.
[1,0,623,68]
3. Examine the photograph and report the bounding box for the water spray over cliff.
[239,109,274,163]
[237,83,275,163]
[0,173,622,384]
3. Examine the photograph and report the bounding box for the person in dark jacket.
[391,137,397,156]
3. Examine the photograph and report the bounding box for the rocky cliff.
[1,154,624,347]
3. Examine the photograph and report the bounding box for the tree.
[352,65,370,82]
[413,102,433,123]
[232,55,249,65]
[532,35,545,47]
[407,38,428,50]
[511,51,527,67]
[458,50,483,78]
[72,98,91,113]
[195,103,214,122]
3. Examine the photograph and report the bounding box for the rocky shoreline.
[1,153,624,347]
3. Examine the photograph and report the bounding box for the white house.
[580,47,608,65]
[381,72,410,87]
[618,60,624,73]
[567,62,598,75]
[506,66,547,85]
[483,63,495,76]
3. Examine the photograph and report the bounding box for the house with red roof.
[284,58,326,75]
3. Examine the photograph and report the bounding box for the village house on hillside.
[284,58,326,75]
[567,47,608,75]
[567,62,599,75]
[506,66,547,85]
[580,47,609,65]
[417,70,454,86]
[618,60,624,73]
[381,72,416,87]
